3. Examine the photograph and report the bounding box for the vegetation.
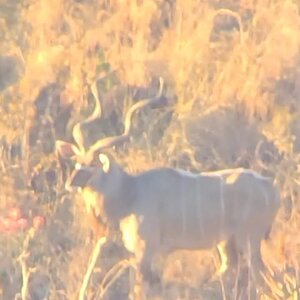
[0,0,299,299]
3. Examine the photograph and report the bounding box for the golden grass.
[0,0,300,299]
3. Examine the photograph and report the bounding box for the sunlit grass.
[0,0,299,299]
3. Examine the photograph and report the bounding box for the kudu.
[56,77,280,286]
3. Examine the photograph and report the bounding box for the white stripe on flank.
[180,177,187,236]
[196,177,205,241]
[219,176,225,240]
[220,176,225,219]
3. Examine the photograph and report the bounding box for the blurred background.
[0,0,299,299]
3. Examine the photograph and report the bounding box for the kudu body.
[56,77,280,284]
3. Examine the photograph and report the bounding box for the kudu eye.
[75,163,82,170]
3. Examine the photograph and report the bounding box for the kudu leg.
[128,245,162,300]
[248,237,267,280]
[248,236,283,298]
[139,245,161,285]
[235,237,272,299]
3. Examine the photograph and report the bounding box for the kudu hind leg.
[247,237,267,279]
[247,235,278,294]
[248,237,270,284]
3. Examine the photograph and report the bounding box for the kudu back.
[56,77,280,284]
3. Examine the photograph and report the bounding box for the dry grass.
[0,0,300,299]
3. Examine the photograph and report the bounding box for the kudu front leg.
[128,245,159,300]
[139,245,162,286]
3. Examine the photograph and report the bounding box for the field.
[0,0,300,299]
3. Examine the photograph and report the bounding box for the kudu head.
[56,77,165,193]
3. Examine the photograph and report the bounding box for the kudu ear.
[99,153,110,173]
[56,140,80,159]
